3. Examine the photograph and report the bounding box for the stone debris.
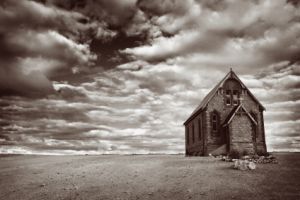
[213,154,278,170]
[233,160,256,170]
[255,155,278,164]
[216,154,278,165]
[248,162,256,170]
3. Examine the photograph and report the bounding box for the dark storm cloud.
[0,0,98,97]
[47,0,137,27]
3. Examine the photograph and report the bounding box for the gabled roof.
[222,104,257,127]
[184,69,265,125]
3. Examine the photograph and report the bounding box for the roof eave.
[183,106,207,125]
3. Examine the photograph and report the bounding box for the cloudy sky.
[0,0,299,155]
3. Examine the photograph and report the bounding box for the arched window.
[211,111,219,133]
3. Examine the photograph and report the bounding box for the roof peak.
[183,69,266,125]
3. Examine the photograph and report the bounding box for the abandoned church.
[184,69,267,156]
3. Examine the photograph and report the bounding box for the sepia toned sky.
[0,0,299,154]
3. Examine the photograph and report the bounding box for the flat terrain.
[0,153,299,200]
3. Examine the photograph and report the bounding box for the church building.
[184,69,267,156]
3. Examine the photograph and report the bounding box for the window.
[225,89,240,106]
[198,118,202,140]
[233,99,238,105]
[192,124,195,143]
[226,90,231,105]
[226,98,231,105]
[212,113,218,132]
[233,90,239,105]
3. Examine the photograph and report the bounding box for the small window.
[226,97,231,105]
[198,118,202,140]
[233,99,238,105]
[226,90,231,95]
[212,113,218,132]
[233,90,238,95]
[233,96,238,105]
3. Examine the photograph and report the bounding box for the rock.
[40,183,46,187]
[248,162,256,170]
[233,160,239,169]
[242,155,250,160]
[233,160,254,170]
[240,160,249,170]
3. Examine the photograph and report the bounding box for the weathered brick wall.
[229,114,255,154]
[230,114,253,143]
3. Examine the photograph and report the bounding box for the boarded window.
[198,117,202,140]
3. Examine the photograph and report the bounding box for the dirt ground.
[0,153,299,200]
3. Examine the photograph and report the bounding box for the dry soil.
[0,153,299,200]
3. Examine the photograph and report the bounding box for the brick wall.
[229,113,255,154]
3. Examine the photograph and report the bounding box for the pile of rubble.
[233,159,256,170]
[253,155,278,164]
[211,154,278,170]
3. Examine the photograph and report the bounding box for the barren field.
[0,153,299,200]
